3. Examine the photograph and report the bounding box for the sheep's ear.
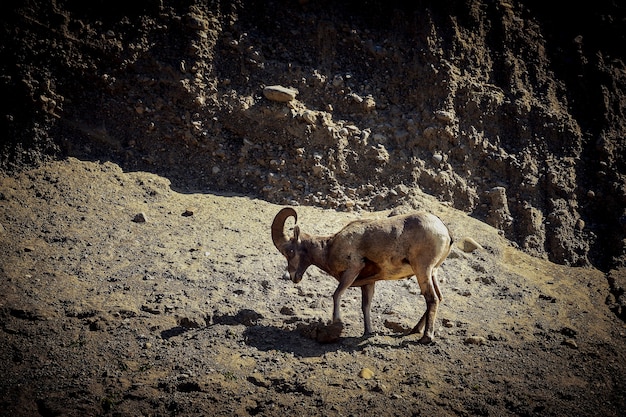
[293,225,301,242]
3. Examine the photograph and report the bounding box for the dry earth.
[1,157,625,416]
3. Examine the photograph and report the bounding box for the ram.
[271,207,453,344]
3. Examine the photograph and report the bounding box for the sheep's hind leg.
[410,266,439,344]
[361,283,375,336]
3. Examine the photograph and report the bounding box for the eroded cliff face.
[1,0,625,268]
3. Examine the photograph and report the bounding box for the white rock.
[263,85,298,102]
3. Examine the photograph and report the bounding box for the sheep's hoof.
[418,335,434,345]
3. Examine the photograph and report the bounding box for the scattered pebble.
[562,339,578,349]
[280,306,295,316]
[464,336,487,346]
[442,318,455,328]
[459,237,482,253]
[132,212,148,223]
[383,319,406,333]
[359,368,374,379]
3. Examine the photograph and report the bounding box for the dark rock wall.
[1,0,625,269]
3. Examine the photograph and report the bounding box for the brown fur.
[272,208,453,343]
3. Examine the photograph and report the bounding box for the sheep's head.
[271,208,310,283]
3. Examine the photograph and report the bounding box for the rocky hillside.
[1,2,625,272]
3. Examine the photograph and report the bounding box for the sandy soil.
[1,157,625,416]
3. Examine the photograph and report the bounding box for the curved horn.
[271,207,297,251]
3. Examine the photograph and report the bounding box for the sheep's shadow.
[241,315,430,357]
[242,322,364,357]
[159,309,431,358]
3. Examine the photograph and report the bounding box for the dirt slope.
[1,157,625,416]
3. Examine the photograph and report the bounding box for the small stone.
[316,321,343,343]
[459,237,482,253]
[562,339,578,349]
[442,318,455,328]
[132,212,148,223]
[432,153,443,164]
[359,368,374,379]
[383,320,406,333]
[280,306,295,316]
[464,336,486,346]
[560,327,578,337]
[182,208,195,217]
[434,110,455,123]
[263,85,298,102]
[301,110,317,124]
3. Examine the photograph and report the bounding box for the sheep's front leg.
[361,283,375,336]
[332,265,362,325]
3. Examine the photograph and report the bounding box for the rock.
[486,187,513,231]
[263,85,298,102]
[459,237,482,253]
[177,311,208,328]
[442,318,455,328]
[182,208,195,217]
[132,212,148,223]
[10,306,54,321]
[280,306,295,316]
[235,309,262,326]
[464,336,487,346]
[384,319,406,333]
[562,339,578,349]
[362,95,376,111]
[434,110,455,124]
[316,321,343,343]
[301,110,317,125]
[359,368,374,379]
[432,153,443,164]
[560,327,578,337]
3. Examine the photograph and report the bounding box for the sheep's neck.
[304,236,333,275]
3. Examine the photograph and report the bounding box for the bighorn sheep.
[271,207,453,344]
